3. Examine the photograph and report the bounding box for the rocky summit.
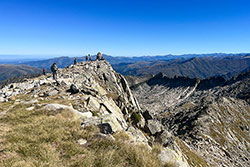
[0,60,191,167]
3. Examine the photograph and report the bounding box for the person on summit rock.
[96,52,104,60]
[51,62,58,80]
[88,54,92,61]
[42,68,46,75]
[74,58,77,65]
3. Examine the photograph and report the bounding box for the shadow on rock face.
[98,123,114,134]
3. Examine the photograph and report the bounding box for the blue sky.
[0,0,250,58]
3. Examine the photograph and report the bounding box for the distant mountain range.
[0,53,246,65]
[0,64,41,81]
[0,53,247,68]
[0,53,249,82]
[113,55,250,79]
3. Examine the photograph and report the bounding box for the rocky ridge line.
[131,70,250,167]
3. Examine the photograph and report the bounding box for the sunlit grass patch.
[0,103,162,167]
[175,137,208,167]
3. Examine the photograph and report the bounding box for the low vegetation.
[131,112,142,125]
[175,138,208,167]
[0,102,162,167]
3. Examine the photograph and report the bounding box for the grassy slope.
[0,95,165,167]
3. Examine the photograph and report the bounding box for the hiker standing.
[74,58,77,65]
[96,52,103,60]
[88,54,92,62]
[86,55,88,62]
[42,68,46,75]
[51,62,58,80]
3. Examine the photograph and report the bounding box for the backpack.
[51,64,58,72]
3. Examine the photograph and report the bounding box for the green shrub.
[131,112,142,125]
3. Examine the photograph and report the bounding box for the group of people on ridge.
[47,52,104,82]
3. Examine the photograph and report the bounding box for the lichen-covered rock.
[158,148,189,167]
[43,103,92,119]
[126,126,148,144]
[146,119,163,135]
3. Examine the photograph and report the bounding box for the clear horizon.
[0,0,250,57]
[0,52,250,61]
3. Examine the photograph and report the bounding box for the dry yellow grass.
[0,103,162,167]
[175,137,208,167]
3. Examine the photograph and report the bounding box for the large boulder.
[69,84,79,94]
[145,119,163,135]
[158,148,190,167]
[126,126,148,144]
[159,130,175,147]
[43,103,92,119]
[81,113,124,134]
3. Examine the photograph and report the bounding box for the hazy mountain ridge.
[1,53,247,65]
[0,53,249,83]
[10,53,249,68]
[114,55,250,79]
[0,64,41,81]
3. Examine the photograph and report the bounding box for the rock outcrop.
[0,61,142,133]
[131,71,250,167]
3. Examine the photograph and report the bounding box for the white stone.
[158,148,190,167]
[80,111,93,118]
[5,91,13,97]
[24,99,38,104]
[39,79,48,85]
[48,90,58,96]
[0,97,4,102]
[26,106,35,111]
[78,139,87,145]
[42,103,92,119]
